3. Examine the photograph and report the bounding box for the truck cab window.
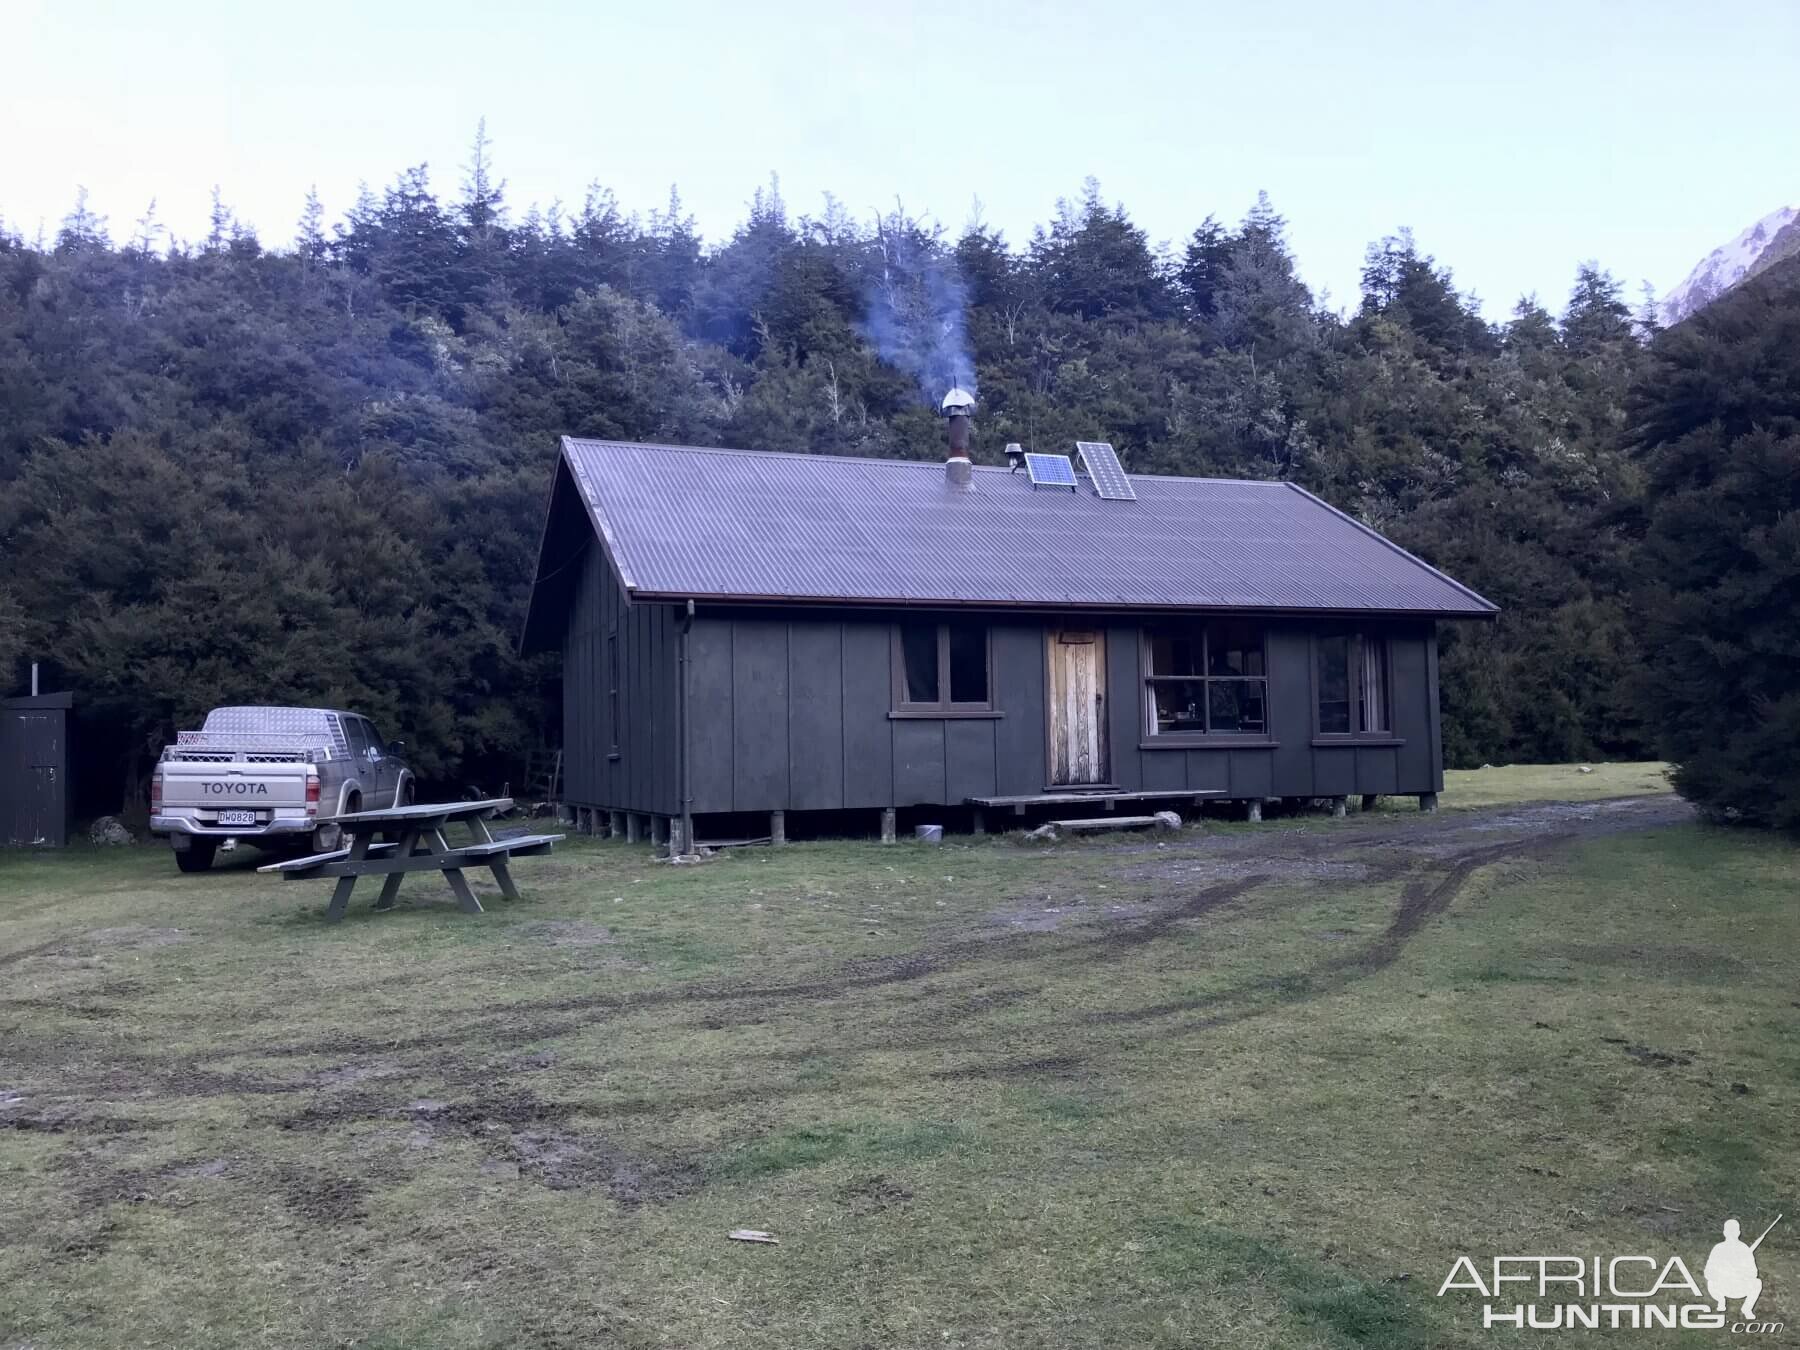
[341,717,372,760]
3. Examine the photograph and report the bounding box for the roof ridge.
[559,436,1289,488]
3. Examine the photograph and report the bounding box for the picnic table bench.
[258,797,562,922]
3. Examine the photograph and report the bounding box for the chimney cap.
[940,387,975,415]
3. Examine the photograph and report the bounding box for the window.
[1316,633,1390,738]
[1143,620,1267,737]
[892,620,994,714]
[341,715,373,761]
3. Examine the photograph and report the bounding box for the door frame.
[1043,626,1110,787]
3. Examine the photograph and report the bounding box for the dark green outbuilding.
[2,692,73,848]
[522,435,1496,847]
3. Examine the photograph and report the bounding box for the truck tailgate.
[161,762,310,807]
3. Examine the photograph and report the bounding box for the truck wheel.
[400,779,416,807]
[175,839,217,873]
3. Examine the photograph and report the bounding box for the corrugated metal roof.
[551,437,1498,616]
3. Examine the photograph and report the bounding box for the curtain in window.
[1361,639,1388,733]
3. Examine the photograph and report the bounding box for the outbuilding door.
[1048,630,1107,786]
[3,711,63,847]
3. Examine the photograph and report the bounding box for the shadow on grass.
[1140,1216,1434,1348]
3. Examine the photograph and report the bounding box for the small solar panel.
[1076,441,1137,501]
[1024,452,1078,490]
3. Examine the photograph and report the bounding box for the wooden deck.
[967,788,1229,816]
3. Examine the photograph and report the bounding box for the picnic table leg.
[324,833,373,923]
[461,810,522,901]
[373,827,422,911]
[488,860,521,902]
[443,866,484,914]
[432,826,484,914]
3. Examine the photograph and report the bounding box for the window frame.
[1310,631,1401,744]
[1139,620,1274,746]
[889,621,1001,718]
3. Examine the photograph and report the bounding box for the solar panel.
[1024,452,1078,490]
[1076,441,1137,501]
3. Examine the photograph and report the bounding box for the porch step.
[1047,814,1170,834]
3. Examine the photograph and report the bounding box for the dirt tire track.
[3,795,1692,1125]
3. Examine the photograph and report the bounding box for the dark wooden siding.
[1116,620,1438,799]
[991,624,1047,794]
[579,605,1446,816]
[1,697,71,848]
[731,623,789,810]
[685,613,1042,813]
[562,546,678,814]
[841,625,895,808]
[787,624,844,810]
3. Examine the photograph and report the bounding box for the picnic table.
[258,797,562,922]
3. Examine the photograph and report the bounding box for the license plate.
[217,810,257,827]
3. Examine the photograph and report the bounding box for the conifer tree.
[1632,258,1800,830]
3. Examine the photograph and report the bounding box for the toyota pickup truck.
[150,706,414,872]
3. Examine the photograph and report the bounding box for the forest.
[1,132,1794,826]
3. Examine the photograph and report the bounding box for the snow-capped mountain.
[1661,204,1800,327]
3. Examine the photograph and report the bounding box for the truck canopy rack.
[165,732,333,763]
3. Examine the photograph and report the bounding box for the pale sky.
[5,0,1795,318]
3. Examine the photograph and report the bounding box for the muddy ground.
[12,789,1796,1350]
[3,794,1693,1175]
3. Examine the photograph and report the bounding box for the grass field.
[3,769,1794,1349]
[1433,760,1673,810]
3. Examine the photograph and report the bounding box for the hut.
[521,400,1496,848]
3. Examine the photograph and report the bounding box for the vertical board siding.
[731,624,790,810]
[1312,748,1357,796]
[1357,746,1401,795]
[892,719,947,805]
[1226,750,1272,798]
[628,599,644,809]
[787,623,845,810]
[1140,747,1184,791]
[561,548,597,806]
[1267,626,1314,798]
[561,546,679,814]
[840,624,893,808]
[1425,626,1444,790]
[1104,627,1139,790]
[590,609,1447,817]
[1,708,69,847]
[1389,629,1433,794]
[944,719,998,802]
[992,624,1047,794]
[1187,751,1231,793]
[688,621,735,813]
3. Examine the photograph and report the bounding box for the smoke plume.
[859,209,976,402]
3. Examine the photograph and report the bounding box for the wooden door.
[1048,630,1107,786]
[4,711,64,847]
